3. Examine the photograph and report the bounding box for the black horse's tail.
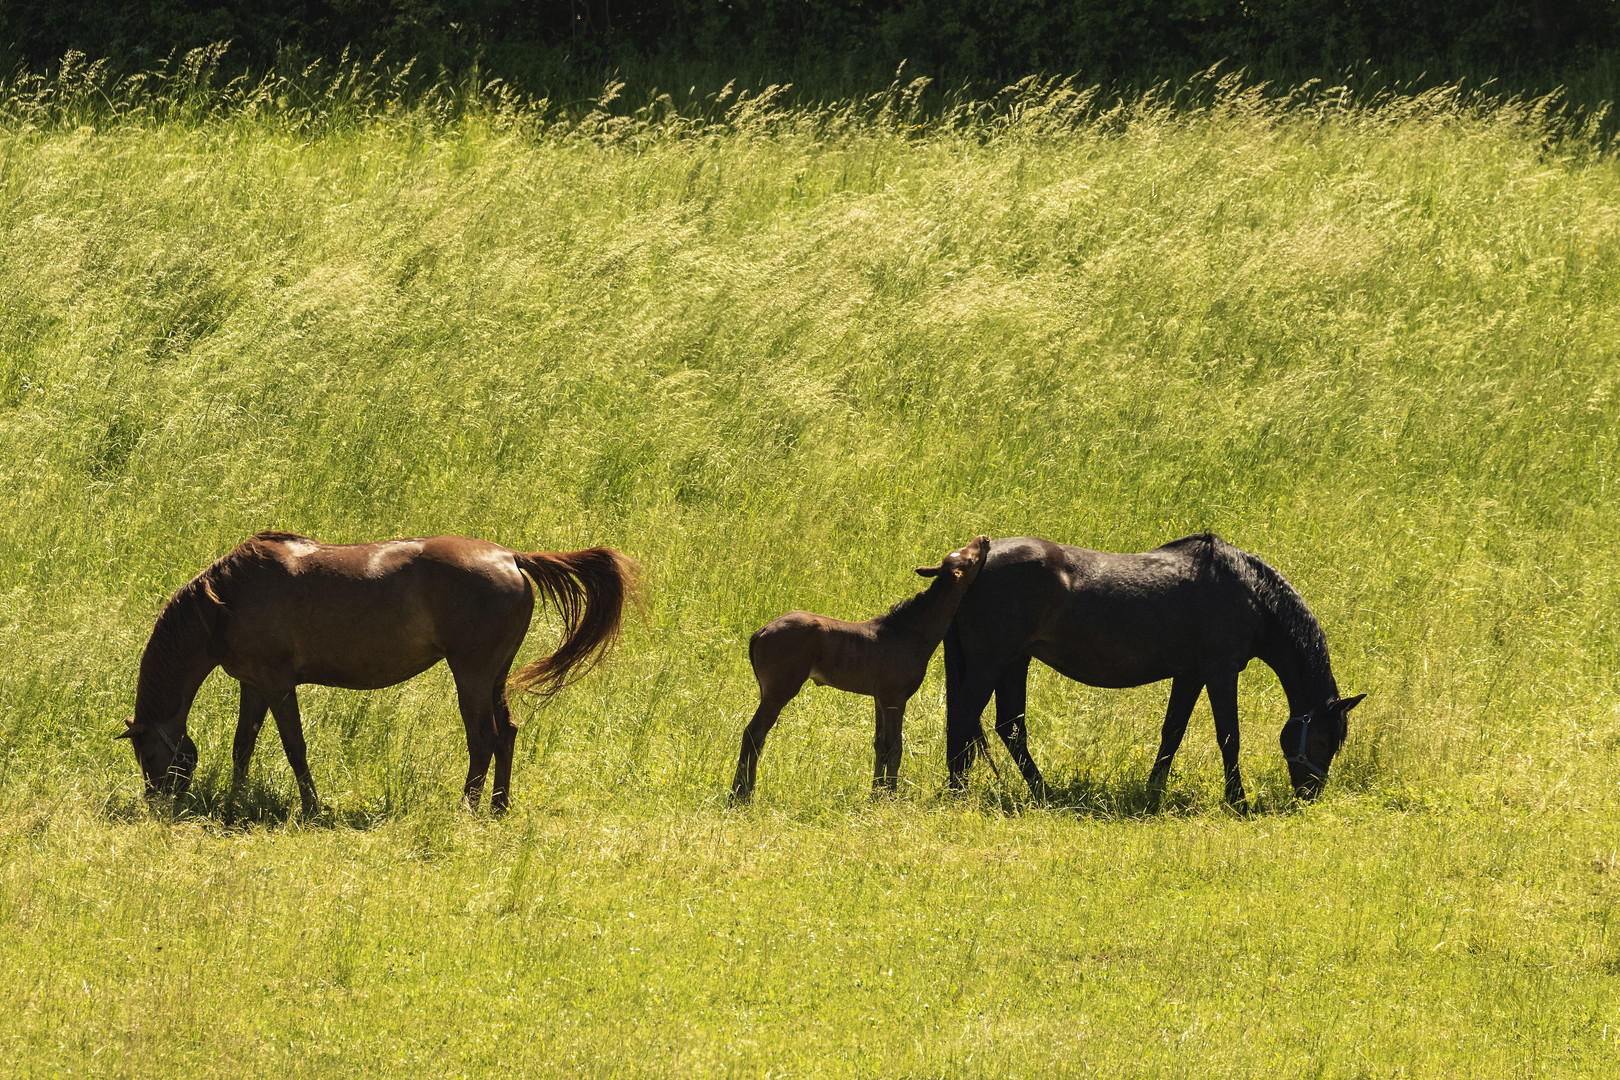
[943,620,989,784]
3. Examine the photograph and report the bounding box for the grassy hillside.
[1,67,1617,1075]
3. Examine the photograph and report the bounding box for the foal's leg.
[1205,672,1249,814]
[267,689,321,817]
[993,656,1046,800]
[229,684,270,816]
[872,697,906,795]
[730,684,802,803]
[1146,675,1203,810]
[487,679,520,816]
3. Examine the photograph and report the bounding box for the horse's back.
[215,534,533,689]
[954,534,1264,687]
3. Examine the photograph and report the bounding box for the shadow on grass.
[965,762,1308,821]
[96,763,415,831]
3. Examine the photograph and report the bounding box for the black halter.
[1282,708,1329,778]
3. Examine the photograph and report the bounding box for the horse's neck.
[134,589,220,730]
[1262,631,1338,715]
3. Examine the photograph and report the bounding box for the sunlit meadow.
[1,56,1618,1076]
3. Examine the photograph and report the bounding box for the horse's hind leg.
[267,688,321,817]
[1146,675,1203,811]
[872,698,906,795]
[487,679,519,816]
[229,684,270,817]
[993,656,1046,800]
[451,669,499,813]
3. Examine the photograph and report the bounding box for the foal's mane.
[879,589,928,623]
[875,570,956,626]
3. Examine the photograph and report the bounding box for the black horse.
[943,534,1364,809]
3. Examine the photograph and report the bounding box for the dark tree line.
[4,2,1616,92]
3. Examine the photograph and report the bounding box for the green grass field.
[2,60,1618,1076]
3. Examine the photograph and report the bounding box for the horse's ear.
[1335,694,1367,714]
[916,565,942,577]
[115,716,135,740]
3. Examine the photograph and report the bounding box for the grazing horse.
[731,536,991,801]
[943,533,1364,809]
[119,531,638,815]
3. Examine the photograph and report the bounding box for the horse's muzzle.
[1288,767,1328,801]
[151,735,199,797]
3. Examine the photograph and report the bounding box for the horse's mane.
[133,573,219,722]
[134,533,301,721]
[1221,540,1333,686]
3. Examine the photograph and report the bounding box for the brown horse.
[731,536,990,801]
[120,531,639,816]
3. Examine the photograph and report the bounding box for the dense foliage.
[6,1,1620,93]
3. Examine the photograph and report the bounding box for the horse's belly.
[1031,641,1178,690]
[298,652,443,690]
[223,624,447,692]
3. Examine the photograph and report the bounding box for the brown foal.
[730,536,990,801]
[120,531,638,816]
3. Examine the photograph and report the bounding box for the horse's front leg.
[229,684,270,817]
[872,698,906,795]
[268,688,321,818]
[1146,675,1203,810]
[1205,672,1248,814]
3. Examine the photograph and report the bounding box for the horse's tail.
[510,547,642,696]
[942,620,987,776]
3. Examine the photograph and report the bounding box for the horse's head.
[916,535,991,586]
[1279,693,1364,799]
[116,716,198,798]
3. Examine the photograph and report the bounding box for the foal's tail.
[511,547,642,696]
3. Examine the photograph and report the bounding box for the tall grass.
[1,54,1617,1076]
